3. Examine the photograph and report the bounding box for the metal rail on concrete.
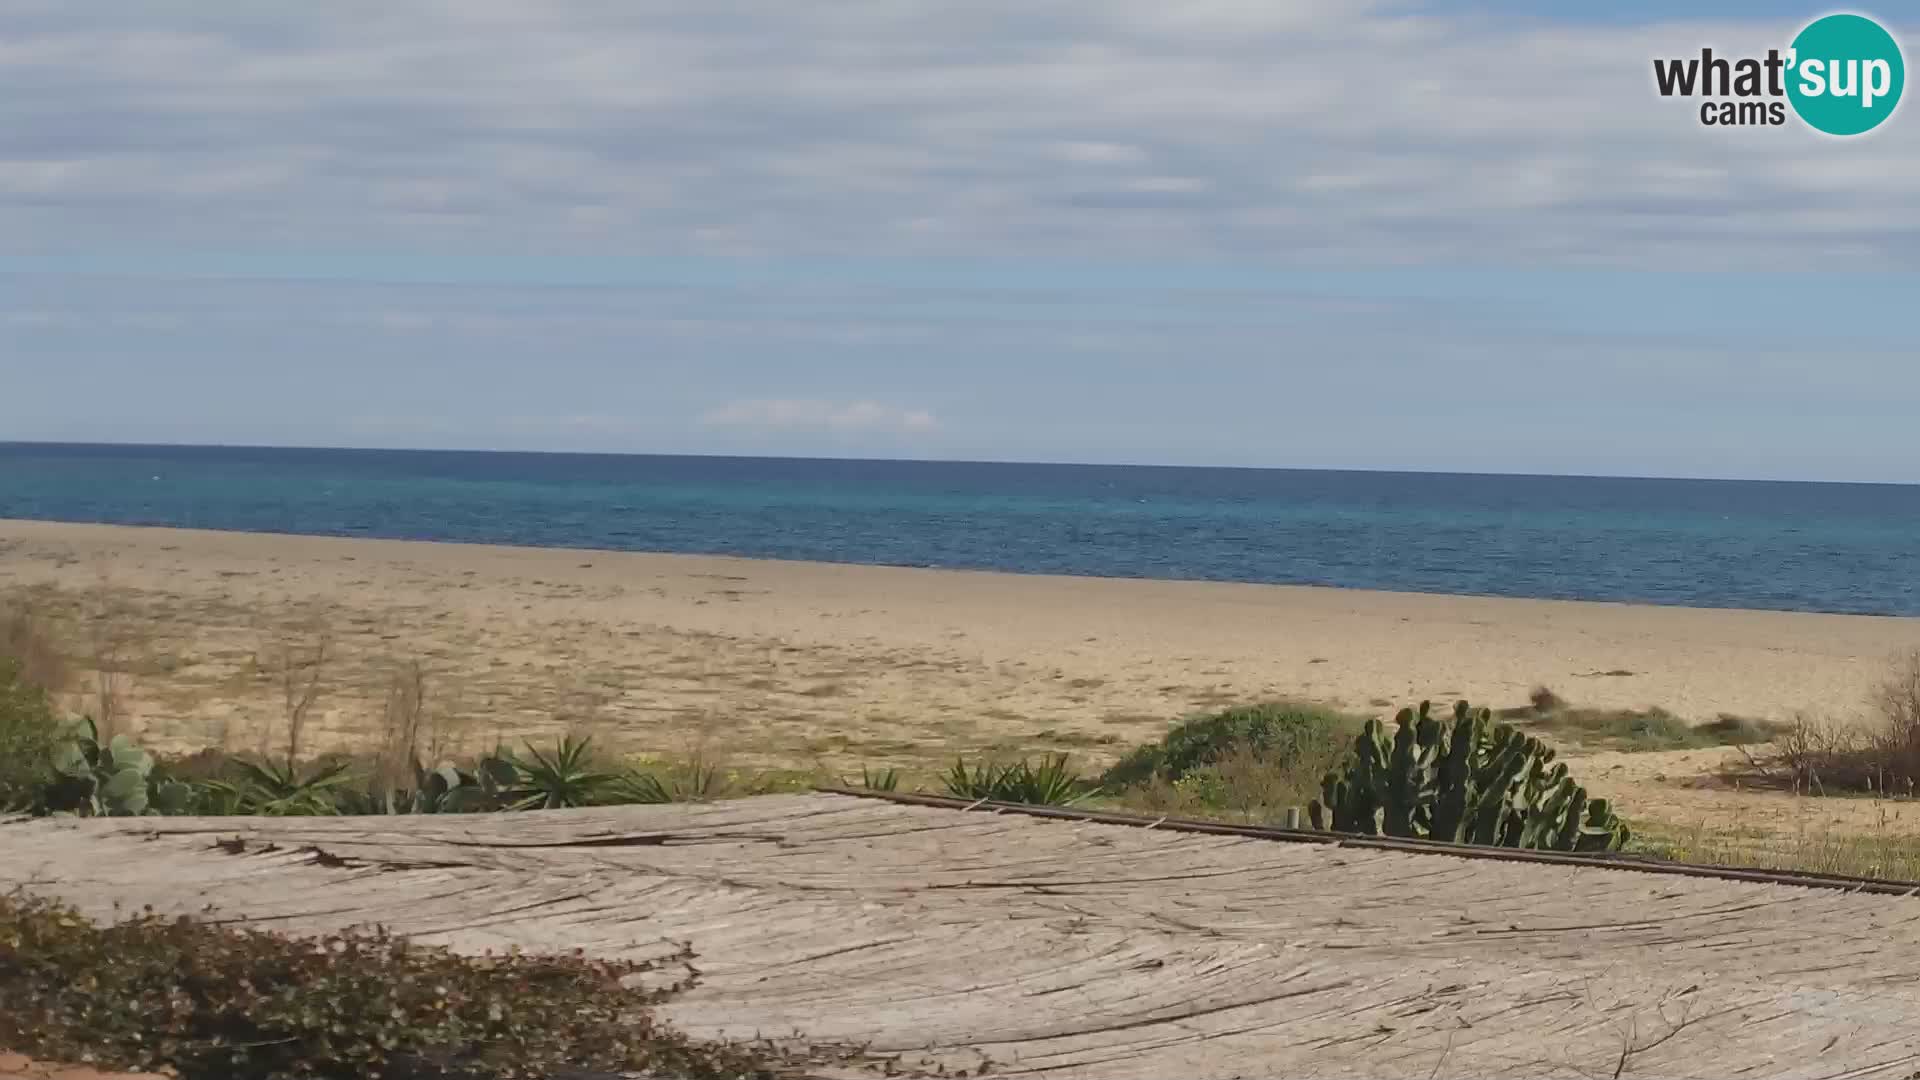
[815,784,1920,897]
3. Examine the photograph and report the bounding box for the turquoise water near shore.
[3,442,1918,617]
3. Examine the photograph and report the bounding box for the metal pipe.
[812,785,1920,898]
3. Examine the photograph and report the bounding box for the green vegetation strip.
[812,785,1920,897]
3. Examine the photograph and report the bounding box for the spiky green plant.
[502,735,622,810]
[216,758,357,817]
[854,765,900,792]
[184,778,250,816]
[608,770,675,804]
[607,754,731,805]
[665,755,726,800]
[943,753,1091,806]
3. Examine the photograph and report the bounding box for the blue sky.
[2,2,1918,481]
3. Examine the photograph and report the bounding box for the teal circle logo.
[1787,13,1905,135]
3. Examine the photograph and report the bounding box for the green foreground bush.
[1099,703,1354,790]
[0,658,63,813]
[0,892,805,1080]
[1093,704,1354,823]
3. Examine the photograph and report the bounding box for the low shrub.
[1118,740,1337,825]
[0,660,65,813]
[1100,703,1354,790]
[0,892,800,1080]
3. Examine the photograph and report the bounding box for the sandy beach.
[6,517,1920,835]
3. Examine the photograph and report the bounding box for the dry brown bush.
[367,660,473,793]
[0,597,70,694]
[79,582,148,742]
[252,609,333,768]
[1748,650,1920,797]
[1867,648,1920,791]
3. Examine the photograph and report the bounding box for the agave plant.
[852,765,900,792]
[185,778,252,816]
[217,758,357,816]
[943,753,1092,806]
[606,770,674,804]
[607,754,735,805]
[501,735,622,810]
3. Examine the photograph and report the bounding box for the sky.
[2,1,1918,482]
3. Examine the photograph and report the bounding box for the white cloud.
[0,2,1914,266]
[1053,141,1147,166]
[699,399,939,435]
[0,310,65,327]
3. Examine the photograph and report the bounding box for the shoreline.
[2,514,1915,623]
[2,517,1917,733]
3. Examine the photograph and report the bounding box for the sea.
[2,442,1918,617]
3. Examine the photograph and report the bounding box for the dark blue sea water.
[3,442,1918,617]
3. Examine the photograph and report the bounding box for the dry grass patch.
[1631,811,1920,881]
[1508,686,1780,753]
[0,596,71,695]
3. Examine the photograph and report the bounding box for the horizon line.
[4,438,1916,489]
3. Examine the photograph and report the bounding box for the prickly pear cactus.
[150,779,196,815]
[38,717,168,817]
[361,752,522,815]
[1308,700,1629,853]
